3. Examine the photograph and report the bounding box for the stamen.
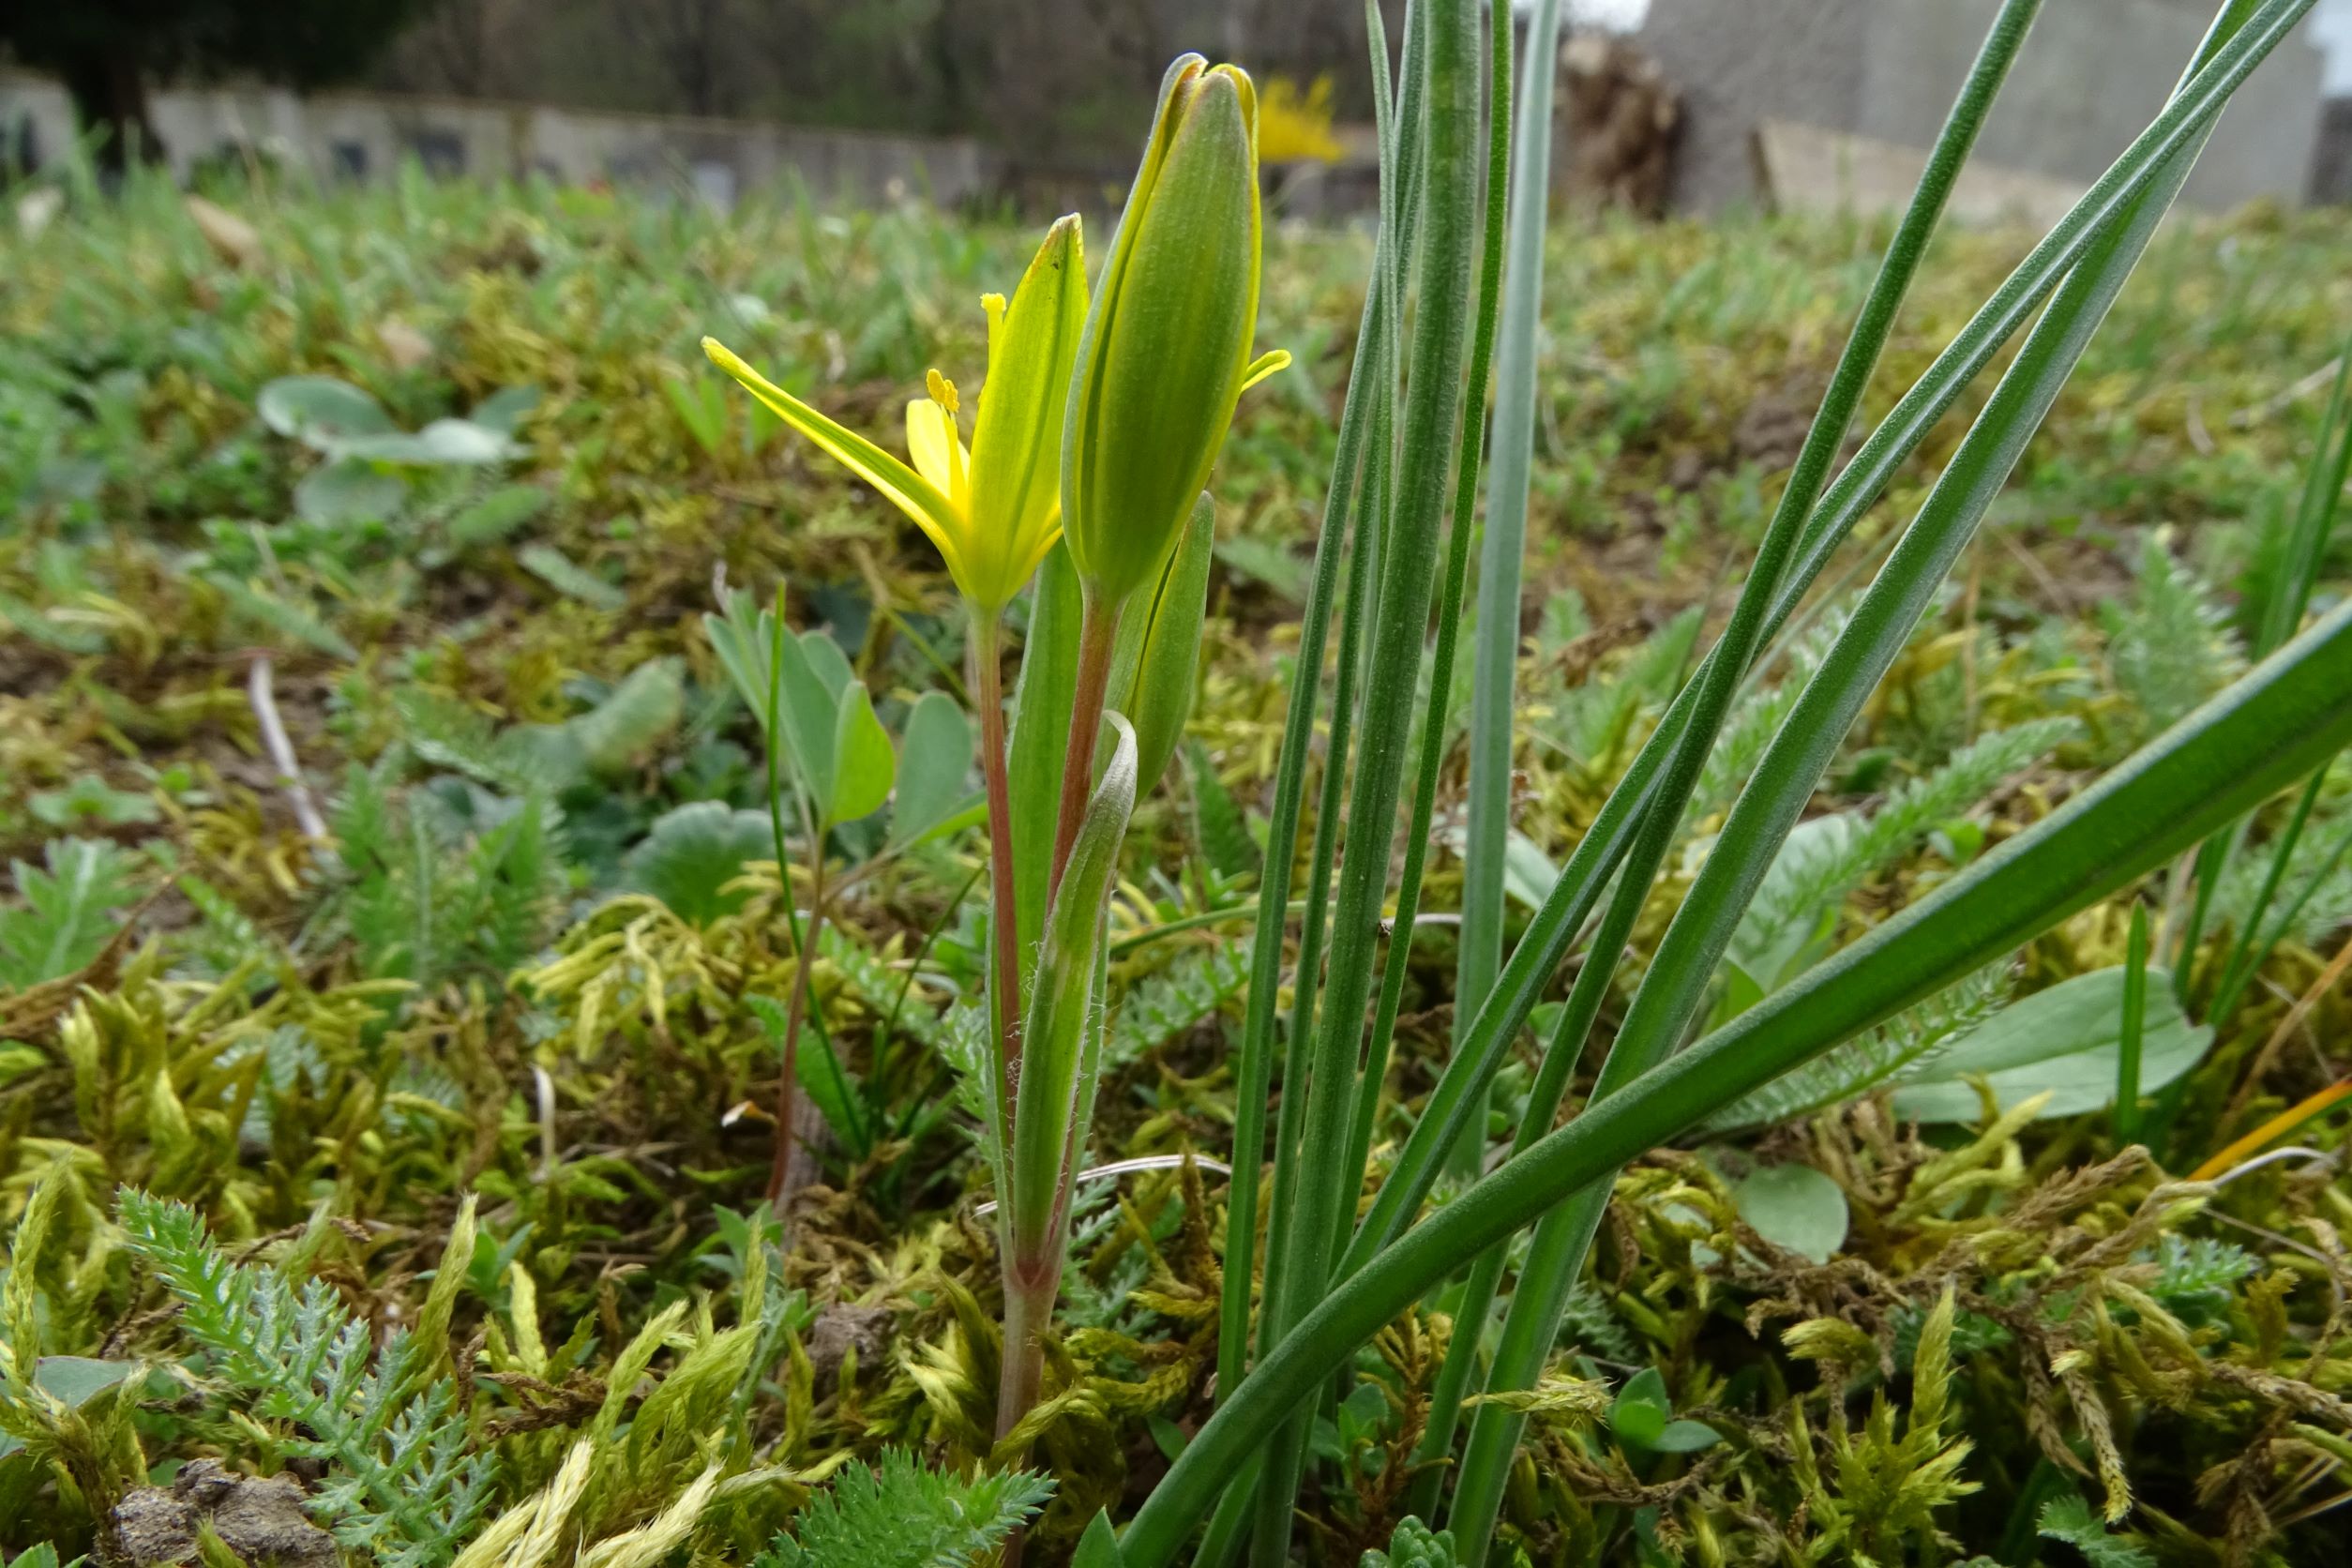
[926,369,960,415]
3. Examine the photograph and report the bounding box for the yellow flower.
[703,215,1087,613]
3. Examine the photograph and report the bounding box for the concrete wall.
[1630,0,1877,212]
[1638,0,2329,213]
[2315,97,2352,203]
[0,74,993,209]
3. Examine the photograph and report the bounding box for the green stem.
[2204,764,2322,1025]
[994,1253,1057,1445]
[1450,0,1555,1187]
[1267,432,1383,1302]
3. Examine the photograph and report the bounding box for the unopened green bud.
[1061,55,1277,611]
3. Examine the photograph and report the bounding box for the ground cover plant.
[5,1,2352,1563]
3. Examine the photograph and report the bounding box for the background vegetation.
[4,163,2352,1564]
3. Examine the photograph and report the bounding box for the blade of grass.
[1336,0,1515,1251]
[1338,0,2312,1282]
[2204,764,2325,1024]
[1447,5,2069,1550]
[1118,589,2352,1568]
[1448,0,1560,1190]
[1214,0,1412,1418]
[1251,0,1485,1555]
[2175,329,2352,999]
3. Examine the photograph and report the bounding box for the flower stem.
[766,854,827,1206]
[972,611,1024,1129]
[995,1252,1061,1443]
[1048,590,1121,898]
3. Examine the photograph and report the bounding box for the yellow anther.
[926,369,959,415]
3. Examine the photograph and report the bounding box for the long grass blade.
[1336,0,2312,1282]
[1336,0,1515,1248]
[2116,902,2151,1147]
[1450,0,1560,1185]
[1250,0,1485,1554]
[1444,5,2060,1549]
[1117,588,2352,1568]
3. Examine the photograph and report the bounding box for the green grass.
[4,144,2352,1565]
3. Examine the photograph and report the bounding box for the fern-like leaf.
[0,838,139,990]
[1104,943,1249,1073]
[2039,1493,2156,1568]
[116,1190,495,1568]
[1723,720,2072,999]
[2104,532,2243,742]
[1703,964,2009,1132]
[753,1447,1052,1568]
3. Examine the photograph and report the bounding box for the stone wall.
[1637,0,2329,213]
[2314,97,2352,203]
[0,75,993,210]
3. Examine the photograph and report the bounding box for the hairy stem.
[995,1253,1059,1443]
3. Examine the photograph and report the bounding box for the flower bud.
[1061,55,1267,611]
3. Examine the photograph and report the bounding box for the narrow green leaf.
[1123,495,1216,796]
[1007,542,1083,981]
[2115,904,2151,1147]
[1003,716,1138,1266]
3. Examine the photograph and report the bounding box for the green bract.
[1060,55,1278,611]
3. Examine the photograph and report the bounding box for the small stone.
[378,319,434,371]
[112,1486,199,1564]
[186,197,263,269]
[807,1302,893,1390]
[203,1471,338,1568]
[113,1459,339,1566]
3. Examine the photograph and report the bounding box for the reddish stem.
[1048,594,1121,900]
[972,614,1024,1122]
[766,862,827,1206]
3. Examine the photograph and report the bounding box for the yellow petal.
[704,336,975,589]
[906,398,959,498]
[1240,348,1291,394]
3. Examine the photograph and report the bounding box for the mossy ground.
[3,172,2350,1564]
